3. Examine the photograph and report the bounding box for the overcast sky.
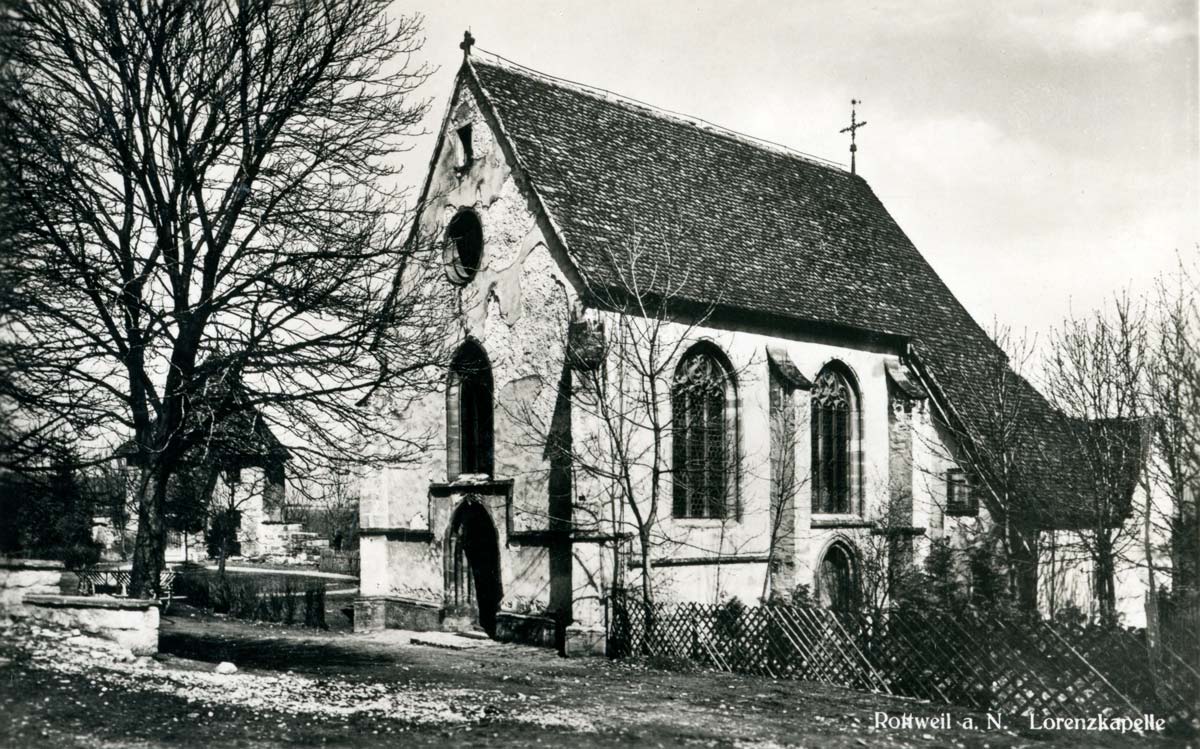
[393,0,1198,342]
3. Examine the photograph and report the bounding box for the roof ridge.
[470,50,850,175]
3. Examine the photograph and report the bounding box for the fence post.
[1145,591,1163,704]
[603,588,611,659]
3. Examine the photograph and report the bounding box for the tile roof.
[115,382,289,466]
[463,57,1138,528]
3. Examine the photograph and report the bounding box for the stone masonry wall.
[359,76,579,621]
[21,595,159,655]
[0,558,65,616]
[360,73,975,627]
[0,559,159,655]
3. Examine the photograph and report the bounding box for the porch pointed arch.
[444,496,503,636]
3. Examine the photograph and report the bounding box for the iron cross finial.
[839,99,868,175]
[460,30,476,58]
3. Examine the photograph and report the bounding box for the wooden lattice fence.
[607,593,1200,721]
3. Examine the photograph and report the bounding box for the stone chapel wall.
[359,79,578,618]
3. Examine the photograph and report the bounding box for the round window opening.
[445,210,484,283]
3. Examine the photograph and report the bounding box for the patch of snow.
[4,619,595,732]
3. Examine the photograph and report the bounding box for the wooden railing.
[74,568,177,612]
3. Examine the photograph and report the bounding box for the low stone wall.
[494,612,557,649]
[318,549,359,576]
[258,521,308,558]
[0,558,65,616]
[564,625,606,657]
[1,558,159,655]
[353,596,442,633]
[22,594,159,655]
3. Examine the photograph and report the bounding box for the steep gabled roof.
[459,55,1138,528]
[469,58,968,345]
[115,381,289,468]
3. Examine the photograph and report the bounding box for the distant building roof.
[115,384,289,468]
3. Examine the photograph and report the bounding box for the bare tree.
[288,462,361,551]
[762,372,807,602]
[1,0,448,595]
[857,492,926,615]
[1043,294,1149,623]
[914,326,1047,614]
[497,234,740,608]
[1146,256,1200,592]
[573,244,724,608]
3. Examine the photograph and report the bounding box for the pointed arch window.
[447,340,493,478]
[811,363,862,514]
[672,344,737,519]
[817,541,860,612]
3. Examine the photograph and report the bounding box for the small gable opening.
[448,340,494,478]
[455,124,474,172]
[446,209,484,284]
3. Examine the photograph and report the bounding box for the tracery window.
[811,364,861,514]
[672,344,737,519]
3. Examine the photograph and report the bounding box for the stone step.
[409,630,492,650]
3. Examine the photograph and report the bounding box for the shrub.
[0,456,101,566]
[206,508,242,561]
[715,596,745,641]
[646,652,697,673]
[923,538,963,613]
[175,570,327,629]
[787,583,815,608]
[303,587,327,629]
[763,583,816,609]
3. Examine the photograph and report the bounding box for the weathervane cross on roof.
[839,99,867,175]
[460,30,475,58]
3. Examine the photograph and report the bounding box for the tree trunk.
[1194,490,1200,593]
[1007,521,1040,615]
[129,470,166,598]
[639,527,654,607]
[1144,495,1161,699]
[1094,535,1117,624]
[637,527,655,654]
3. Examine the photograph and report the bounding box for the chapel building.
[354,43,1122,651]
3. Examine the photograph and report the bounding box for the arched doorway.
[816,541,859,613]
[445,499,503,636]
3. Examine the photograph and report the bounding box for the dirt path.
[1,614,1187,748]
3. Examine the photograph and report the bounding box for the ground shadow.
[159,627,380,673]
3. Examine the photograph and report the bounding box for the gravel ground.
[0,611,1189,748]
